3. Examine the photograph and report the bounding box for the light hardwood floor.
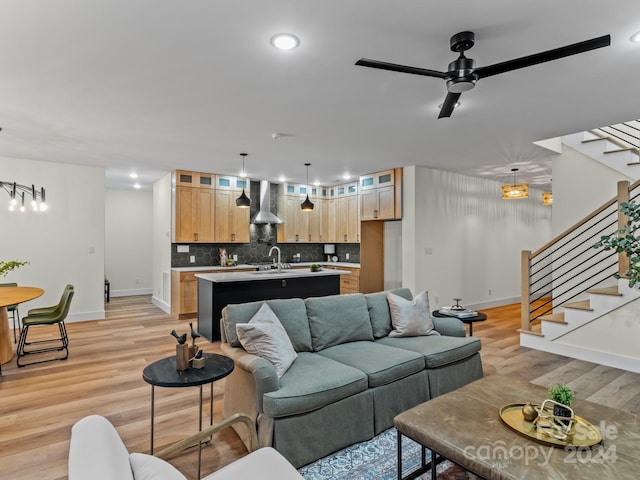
[0,296,638,480]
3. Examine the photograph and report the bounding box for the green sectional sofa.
[219,288,483,468]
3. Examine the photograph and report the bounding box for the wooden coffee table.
[394,375,639,480]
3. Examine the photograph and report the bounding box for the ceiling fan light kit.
[356,30,610,119]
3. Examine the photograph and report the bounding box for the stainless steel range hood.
[251,180,284,224]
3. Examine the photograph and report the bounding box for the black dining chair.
[17,284,74,367]
[0,282,21,343]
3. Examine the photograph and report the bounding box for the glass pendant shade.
[236,153,251,208]
[301,163,314,211]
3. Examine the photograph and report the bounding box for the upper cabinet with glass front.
[359,168,402,221]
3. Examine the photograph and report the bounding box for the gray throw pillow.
[387,291,440,338]
[236,303,297,378]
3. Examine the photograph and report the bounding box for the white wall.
[0,157,105,321]
[402,165,552,310]
[552,145,632,237]
[105,189,153,296]
[152,173,172,312]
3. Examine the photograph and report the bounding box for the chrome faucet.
[268,246,282,273]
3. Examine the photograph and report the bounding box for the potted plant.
[310,263,322,272]
[548,383,574,423]
[594,201,640,287]
[0,260,29,278]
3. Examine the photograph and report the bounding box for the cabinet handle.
[344,234,347,242]
[296,234,299,242]
[232,233,236,241]
[309,234,311,242]
[374,209,378,218]
[194,233,199,241]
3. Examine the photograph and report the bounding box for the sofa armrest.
[220,343,280,411]
[432,316,467,337]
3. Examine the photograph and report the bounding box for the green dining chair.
[0,282,21,343]
[17,284,74,367]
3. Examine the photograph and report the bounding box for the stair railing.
[520,179,640,332]
[590,120,640,151]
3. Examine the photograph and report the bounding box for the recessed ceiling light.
[631,31,640,43]
[279,175,286,182]
[133,183,141,189]
[129,172,138,179]
[270,33,300,50]
[342,173,351,180]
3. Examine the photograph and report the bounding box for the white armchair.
[68,414,303,480]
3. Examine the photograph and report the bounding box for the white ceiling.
[1,1,639,192]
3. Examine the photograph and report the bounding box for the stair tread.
[563,300,593,311]
[538,313,567,324]
[518,325,544,337]
[587,286,622,296]
[627,162,640,166]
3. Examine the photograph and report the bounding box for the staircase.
[562,120,640,180]
[519,179,640,373]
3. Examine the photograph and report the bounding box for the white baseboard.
[467,296,520,311]
[111,288,153,298]
[65,311,105,323]
[152,296,170,314]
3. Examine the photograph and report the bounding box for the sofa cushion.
[236,303,298,378]
[222,298,312,352]
[387,291,439,338]
[318,341,424,388]
[365,288,413,338]
[376,335,481,368]
[129,453,187,480]
[305,294,373,351]
[263,352,368,417]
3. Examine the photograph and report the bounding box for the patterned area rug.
[298,428,476,480]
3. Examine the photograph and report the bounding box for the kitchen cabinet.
[173,170,251,244]
[175,170,215,188]
[171,268,256,318]
[214,189,250,243]
[277,183,320,243]
[360,168,402,221]
[173,186,215,243]
[325,265,360,293]
[334,184,359,243]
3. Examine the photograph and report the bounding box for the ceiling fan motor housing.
[446,56,477,93]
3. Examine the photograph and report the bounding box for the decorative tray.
[499,403,602,448]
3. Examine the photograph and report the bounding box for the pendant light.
[300,163,314,211]
[235,153,251,208]
[501,168,528,199]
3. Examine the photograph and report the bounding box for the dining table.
[0,286,44,365]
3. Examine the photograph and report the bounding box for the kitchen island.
[195,268,351,341]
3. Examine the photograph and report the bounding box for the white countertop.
[172,262,360,272]
[171,264,256,272]
[195,268,352,283]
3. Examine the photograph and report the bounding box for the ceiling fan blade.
[474,34,610,79]
[438,92,461,119]
[355,58,447,79]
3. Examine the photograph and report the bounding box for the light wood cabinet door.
[173,186,215,243]
[361,185,395,220]
[346,194,360,243]
[214,189,250,243]
[278,195,306,243]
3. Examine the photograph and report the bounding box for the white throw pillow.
[387,291,440,338]
[236,303,298,378]
[129,453,187,480]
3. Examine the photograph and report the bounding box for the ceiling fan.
[355,31,610,119]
